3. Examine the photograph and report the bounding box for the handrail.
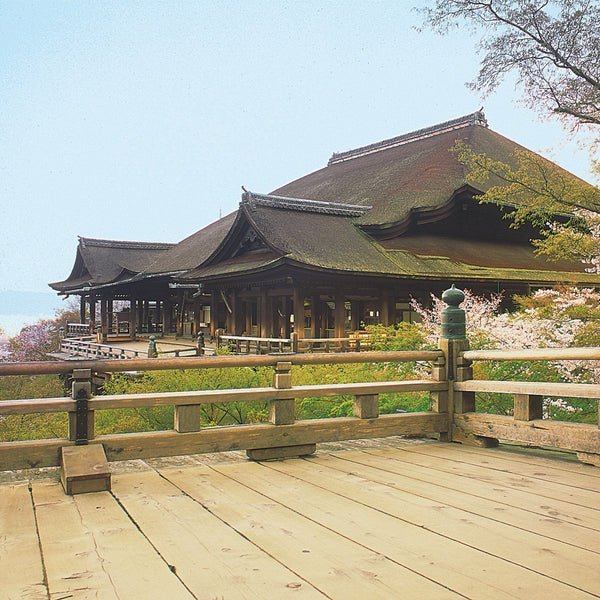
[0,380,446,415]
[0,349,446,470]
[462,347,600,361]
[453,345,600,465]
[0,350,442,376]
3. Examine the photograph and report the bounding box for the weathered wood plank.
[206,459,596,599]
[306,448,600,553]
[403,442,600,492]
[0,412,447,470]
[453,413,600,455]
[0,482,47,599]
[399,443,600,510]
[159,464,464,599]
[111,468,327,599]
[32,481,194,599]
[340,446,600,532]
[253,456,600,596]
[31,480,122,599]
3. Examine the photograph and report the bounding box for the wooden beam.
[453,413,600,455]
[0,412,447,470]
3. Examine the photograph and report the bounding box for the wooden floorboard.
[1,439,599,600]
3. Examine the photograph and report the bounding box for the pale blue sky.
[0,1,595,297]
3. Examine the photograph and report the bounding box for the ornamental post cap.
[442,284,465,308]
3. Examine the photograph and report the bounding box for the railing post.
[290,332,298,353]
[270,361,294,425]
[69,369,94,444]
[439,285,497,447]
[514,394,543,421]
[148,335,158,358]
[247,360,316,460]
[196,332,205,356]
[353,394,379,419]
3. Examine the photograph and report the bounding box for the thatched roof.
[49,237,174,293]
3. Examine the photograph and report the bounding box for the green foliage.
[0,374,67,441]
[453,141,600,265]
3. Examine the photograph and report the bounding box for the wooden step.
[60,444,111,495]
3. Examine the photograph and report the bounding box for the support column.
[210,292,219,338]
[89,296,97,327]
[293,289,304,339]
[380,290,392,326]
[100,299,108,342]
[350,300,360,332]
[334,291,345,338]
[80,296,86,324]
[260,291,270,338]
[130,298,138,339]
[311,295,321,338]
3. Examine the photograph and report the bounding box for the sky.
[1,1,596,301]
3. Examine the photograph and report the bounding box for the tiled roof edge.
[78,236,176,251]
[241,191,371,217]
[328,110,489,166]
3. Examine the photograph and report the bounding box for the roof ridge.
[241,191,371,217]
[78,237,175,251]
[327,110,488,166]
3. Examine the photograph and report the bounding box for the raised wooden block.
[60,444,111,495]
[246,444,316,461]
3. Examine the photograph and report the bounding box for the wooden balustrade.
[216,333,372,354]
[3,335,600,472]
[451,347,600,465]
[0,350,445,470]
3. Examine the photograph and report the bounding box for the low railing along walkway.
[0,349,445,470]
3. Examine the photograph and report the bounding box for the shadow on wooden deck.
[2,438,600,599]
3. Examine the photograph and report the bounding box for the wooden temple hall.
[50,112,600,340]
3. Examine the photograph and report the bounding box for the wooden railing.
[0,350,446,470]
[60,338,147,359]
[65,322,93,337]
[217,333,372,354]
[451,346,600,466]
[2,341,600,471]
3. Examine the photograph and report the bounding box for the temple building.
[50,111,600,341]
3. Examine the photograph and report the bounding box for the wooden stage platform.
[2,439,600,599]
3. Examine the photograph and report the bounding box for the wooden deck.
[2,439,600,600]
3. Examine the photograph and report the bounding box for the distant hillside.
[0,290,64,316]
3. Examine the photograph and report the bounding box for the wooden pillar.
[380,290,391,326]
[130,298,138,339]
[311,295,321,338]
[210,292,219,338]
[80,296,86,324]
[163,300,172,335]
[350,300,360,332]
[334,291,345,338]
[100,299,108,342]
[89,296,97,326]
[293,289,304,339]
[245,300,253,335]
[138,301,145,333]
[260,290,270,337]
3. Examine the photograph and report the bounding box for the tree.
[421,1,600,262]
[453,140,600,265]
[421,1,600,133]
